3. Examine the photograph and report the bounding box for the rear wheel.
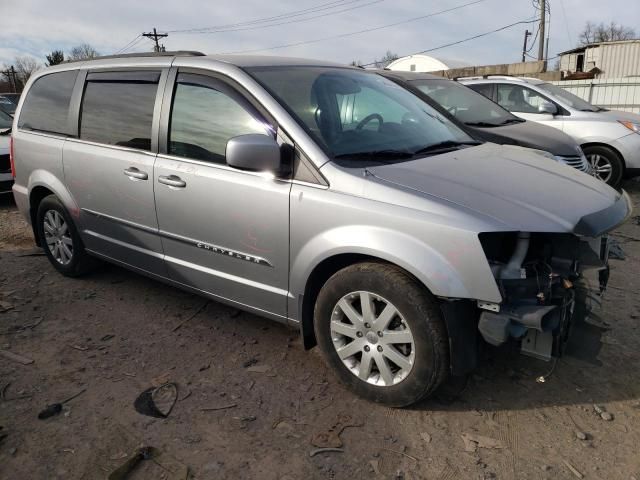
[314,262,449,407]
[36,195,97,276]
[583,145,624,188]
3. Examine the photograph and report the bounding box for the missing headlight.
[477,232,608,360]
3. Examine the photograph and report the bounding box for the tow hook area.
[477,231,609,361]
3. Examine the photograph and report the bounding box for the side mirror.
[226,134,281,172]
[538,101,557,115]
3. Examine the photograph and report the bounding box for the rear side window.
[80,72,159,151]
[18,70,78,135]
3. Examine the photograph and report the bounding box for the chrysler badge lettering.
[196,242,272,267]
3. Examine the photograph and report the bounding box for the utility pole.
[10,66,17,92]
[1,66,18,93]
[521,29,532,62]
[142,28,168,52]
[537,0,546,61]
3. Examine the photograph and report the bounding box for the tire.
[583,145,624,188]
[36,195,96,277]
[314,262,449,407]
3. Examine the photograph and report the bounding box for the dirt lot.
[1,181,639,480]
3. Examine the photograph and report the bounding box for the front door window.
[496,85,549,114]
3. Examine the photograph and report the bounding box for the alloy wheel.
[587,153,613,183]
[43,210,74,265]
[330,291,415,387]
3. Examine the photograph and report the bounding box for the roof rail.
[454,74,527,81]
[71,51,206,62]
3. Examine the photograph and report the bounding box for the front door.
[495,84,564,131]
[63,69,166,276]
[154,71,291,318]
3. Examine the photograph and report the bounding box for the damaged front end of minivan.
[474,192,631,363]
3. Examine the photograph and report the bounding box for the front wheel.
[583,145,624,188]
[314,262,449,407]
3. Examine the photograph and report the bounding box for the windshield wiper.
[499,117,525,124]
[465,121,500,127]
[413,140,481,156]
[334,149,415,160]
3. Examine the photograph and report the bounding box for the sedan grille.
[0,154,10,174]
[556,155,589,172]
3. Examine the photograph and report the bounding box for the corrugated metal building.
[559,40,640,78]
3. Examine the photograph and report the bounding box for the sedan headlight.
[618,120,640,134]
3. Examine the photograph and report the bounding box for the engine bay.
[477,231,610,360]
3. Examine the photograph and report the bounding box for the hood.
[596,109,640,123]
[574,108,640,124]
[366,143,622,233]
[467,120,579,157]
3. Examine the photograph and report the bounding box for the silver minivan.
[11,53,632,406]
[461,76,640,187]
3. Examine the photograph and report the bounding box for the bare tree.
[68,43,100,61]
[13,56,41,85]
[579,21,635,45]
[373,51,399,69]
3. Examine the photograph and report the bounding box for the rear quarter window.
[18,70,78,135]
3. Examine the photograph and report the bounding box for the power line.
[558,0,573,47]
[169,0,365,33]
[121,36,147,53]
[114,34,142,54]
[360,18,538,67]
[168,0,355,32]
[172,0,383,35]
[221,0,490,54]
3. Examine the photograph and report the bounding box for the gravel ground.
[0,180,639,480]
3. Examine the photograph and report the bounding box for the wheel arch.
[299,253,385,349]
[290,226,500,335]
[297,252,480,376]
[28,170,80,246]
[29,185,54,245]
[581,142,626,169]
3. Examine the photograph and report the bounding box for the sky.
[0,0,638,69]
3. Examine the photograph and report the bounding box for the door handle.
[158,175,186,188]
[123,167,148,180]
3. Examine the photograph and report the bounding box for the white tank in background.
[386,54,469,73]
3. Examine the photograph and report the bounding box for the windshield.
[0,97,16,115]
[0,109,12,129]
[537,83,601,112]
[246,66,474,163]
[410,79,519,126]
